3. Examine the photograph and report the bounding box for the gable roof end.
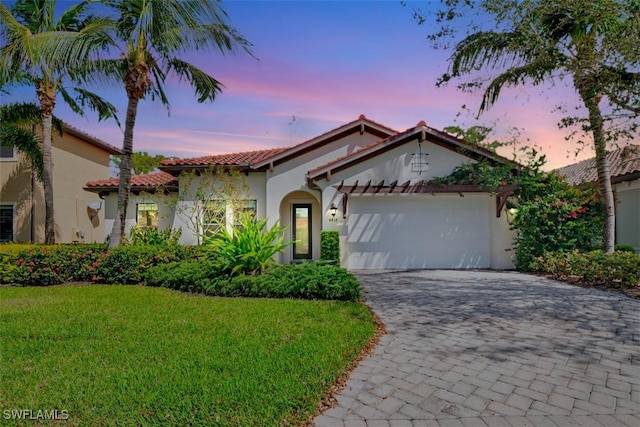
[307,121,517,181]
[250,114,398,169]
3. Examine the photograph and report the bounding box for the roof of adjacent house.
[159,115,397,172]
[63,124,122,155]
[84,171,177,193]
[556,146,640,185]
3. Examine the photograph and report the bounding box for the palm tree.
[444,0,640,253]
[0,0,117,244]
[90,0,251,247]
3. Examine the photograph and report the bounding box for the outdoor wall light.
[329,203,338,218]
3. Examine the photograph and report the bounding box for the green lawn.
[0,285,376,426]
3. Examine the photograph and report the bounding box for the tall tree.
[89,0,251,247]
[415,0,640,252]
[0,0,117,244]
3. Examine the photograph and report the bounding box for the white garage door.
[347,194,491,269]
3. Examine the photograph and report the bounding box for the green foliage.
[1,244,189,285]
[2,244,107,286]
[320,230,340,264]
[510,174,604,270]
[428,161,514,190]
[615,245,637,253]
[93,246,189,284]
[128,226,181,246]
[111,152,171,174]
[145,261,362,301]
[204,213,292,275]
[531,250,640,289]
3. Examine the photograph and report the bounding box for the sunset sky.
[4,0,599,171]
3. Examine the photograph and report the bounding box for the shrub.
[3,244,107,285]
[94,245,189,284]
[510,175,604,270]
[144,260,225,293]
[128,226,182,246]
[144,261,362,301]
[531,250,640,289]
[1,244,192,286]
[204,213,292,275]
[320,230,340,264]
[615,244,637,253]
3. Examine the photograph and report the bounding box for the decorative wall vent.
[411,142,429,174]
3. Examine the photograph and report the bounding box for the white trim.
[0,144,17,161]
[0,203,16,242]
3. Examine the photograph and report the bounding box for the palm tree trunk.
[37,84,56,245]
[582,95,616,253]
[109,95,139,247]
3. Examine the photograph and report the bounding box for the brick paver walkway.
[314,270,640,427]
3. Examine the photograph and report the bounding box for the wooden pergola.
[332,180,520,218]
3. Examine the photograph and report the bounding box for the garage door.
[347,194,491,269]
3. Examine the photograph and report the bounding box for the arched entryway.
[279,190,321,264]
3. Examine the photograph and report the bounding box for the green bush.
[128,226,182,246]
[144,260,225,293]
[1,244,191,286]
[531,250,640,289]
[615,244,637,253]
[510,174,604,270]
[320,230,340,264]
[204,213,292,275]
[2,244,107,285]
[145,261,362,301]
[94,245,189,284]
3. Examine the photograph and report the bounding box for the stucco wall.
[615,179,640,251]
[1,131,112,243]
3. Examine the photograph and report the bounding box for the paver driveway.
[314,270,640,427]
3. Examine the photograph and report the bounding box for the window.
[235,200,257,223]
[0,204,14,242]
[202,199,257,236]
[0,143,15,160]
[136,203,158,230]
[202,200,226,236]
[233,200,257,233]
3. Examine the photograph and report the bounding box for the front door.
[292,204,312,260]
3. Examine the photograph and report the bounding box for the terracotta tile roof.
[84,171,177,190]
[556,146,640,185]
[63,123,121,155]
[160,147,289,167]
[159,115,397,170]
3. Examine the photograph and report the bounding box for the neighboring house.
[557,146,640,252]
[1,125,121,243]
[85,115,518,269]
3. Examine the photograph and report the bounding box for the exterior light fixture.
[330,203,338,218]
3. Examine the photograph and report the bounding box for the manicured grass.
[0,285,376,426]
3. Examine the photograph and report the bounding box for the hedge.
[530,250,640,289]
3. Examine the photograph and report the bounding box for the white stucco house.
[85,115,519,269]
[557,146,640,252]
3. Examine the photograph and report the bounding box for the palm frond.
[167,58,223,103]
[480,59,558,114]
[451,31,534,76]
[73,87,121,126]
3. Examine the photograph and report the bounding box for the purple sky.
[5,0,597,171]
